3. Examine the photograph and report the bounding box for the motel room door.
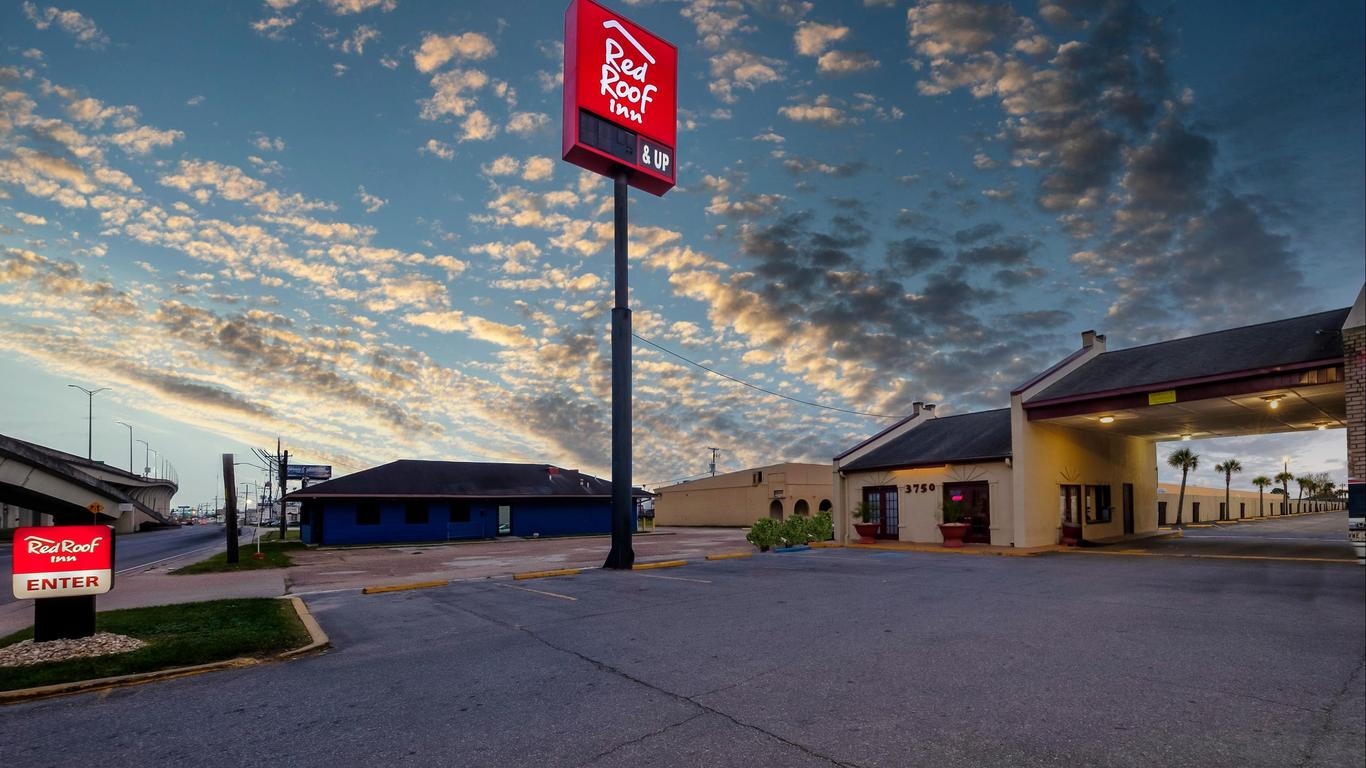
[945,482,991,544]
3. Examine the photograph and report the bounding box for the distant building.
[1155,482,1334,523]
[653,463,833,527]
[286,460,647,546]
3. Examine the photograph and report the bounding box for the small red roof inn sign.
[12,525,114,600]
[563,0,677,196]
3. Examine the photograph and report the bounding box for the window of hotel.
[356,501,380,526]
[404,501,428,525]
[1059,485,1081,524]
[1084,485,1112,524]
[450,503,471,524]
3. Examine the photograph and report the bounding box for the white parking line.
[492,582,577,601]
[637,573,711,583]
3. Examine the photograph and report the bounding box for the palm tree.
[1274,470,1294,515]
[1167,448,1199,526]
[1296,476,1315,514]
[1213,459,1243,520]
[1252,476,1272,517]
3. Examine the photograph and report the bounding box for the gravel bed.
[0,633,147,668]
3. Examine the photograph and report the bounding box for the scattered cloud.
[21,2,109,49]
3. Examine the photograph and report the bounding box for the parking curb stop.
[362,580,449,595]
[512,568,582,581]
[632,560,687,570]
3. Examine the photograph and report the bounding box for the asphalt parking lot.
[1120,511,1356,561]
[3,541,1362,768]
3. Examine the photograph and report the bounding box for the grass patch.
[259,528,301,542]
[171,540,305,574]
[0,598,310,692]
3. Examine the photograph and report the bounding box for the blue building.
[287,460,644,546]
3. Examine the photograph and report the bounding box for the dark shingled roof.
[1028,308,1350,403]
[841,409,1012,472]
[286,460,649,499]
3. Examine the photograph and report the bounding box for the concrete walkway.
[282,527,750,594]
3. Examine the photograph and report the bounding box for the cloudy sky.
[1,0,1362,507]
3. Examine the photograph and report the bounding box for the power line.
[631,332,899,420]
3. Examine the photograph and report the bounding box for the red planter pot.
[1060,522,1082,547]
[938,523,970,548]
[853,522,880,544]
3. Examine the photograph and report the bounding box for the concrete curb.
[844,542,1055,557]
[1,598,329,705]
[361,579,449,595]
[705,552,753,561]
[513,568,582,581]
[279,596,330,658]
[632,559,688,570]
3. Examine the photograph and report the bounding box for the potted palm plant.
[852,500,879,544]
[938,499,970,548]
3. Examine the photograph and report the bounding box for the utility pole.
[603,167,635,570]
[706,447,724,477]
[116,421,134,474]
[222,454,239,564]
[66,384,109,460]
[279,443,289,539]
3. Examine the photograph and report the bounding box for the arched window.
[769,499,784,520]
[818,499,832,513]
[794,499,810,516]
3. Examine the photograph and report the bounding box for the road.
[0,524,237,607]
[1128,511,1355,560]
[3,543,1361,767]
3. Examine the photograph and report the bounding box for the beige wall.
[654,463,833,527]
[1011,416,1159,547]
[841,461,1014,545]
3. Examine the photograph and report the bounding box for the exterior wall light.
[1262,395,1284,409]
[1181,434,1191,441]
[1099,415,1115,424]
[1316,423,1327,430]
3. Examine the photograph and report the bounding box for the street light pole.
[137,440,150,477]
[115,421,133,474]
[66,384,109,460]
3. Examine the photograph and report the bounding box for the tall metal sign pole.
[562,0,676,569]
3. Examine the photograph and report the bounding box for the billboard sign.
[286,464,332,481]
[12,525,114,600]
[563,0,677,196]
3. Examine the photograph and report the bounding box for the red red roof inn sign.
[12,525,114,600]
[563,0,677,196]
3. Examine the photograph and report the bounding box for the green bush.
[746,518,782,551]
[940,500,967,524]
[808,510,834,541]
[779,517,812,547]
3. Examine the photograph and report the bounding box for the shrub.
[808,510,834,541]
[940,500,967,524]
[746,518,782,551]
[779,517,812,547]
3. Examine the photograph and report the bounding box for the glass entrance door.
[862,486,899,539]
[944,482,990,544]
[497,505,511,536]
